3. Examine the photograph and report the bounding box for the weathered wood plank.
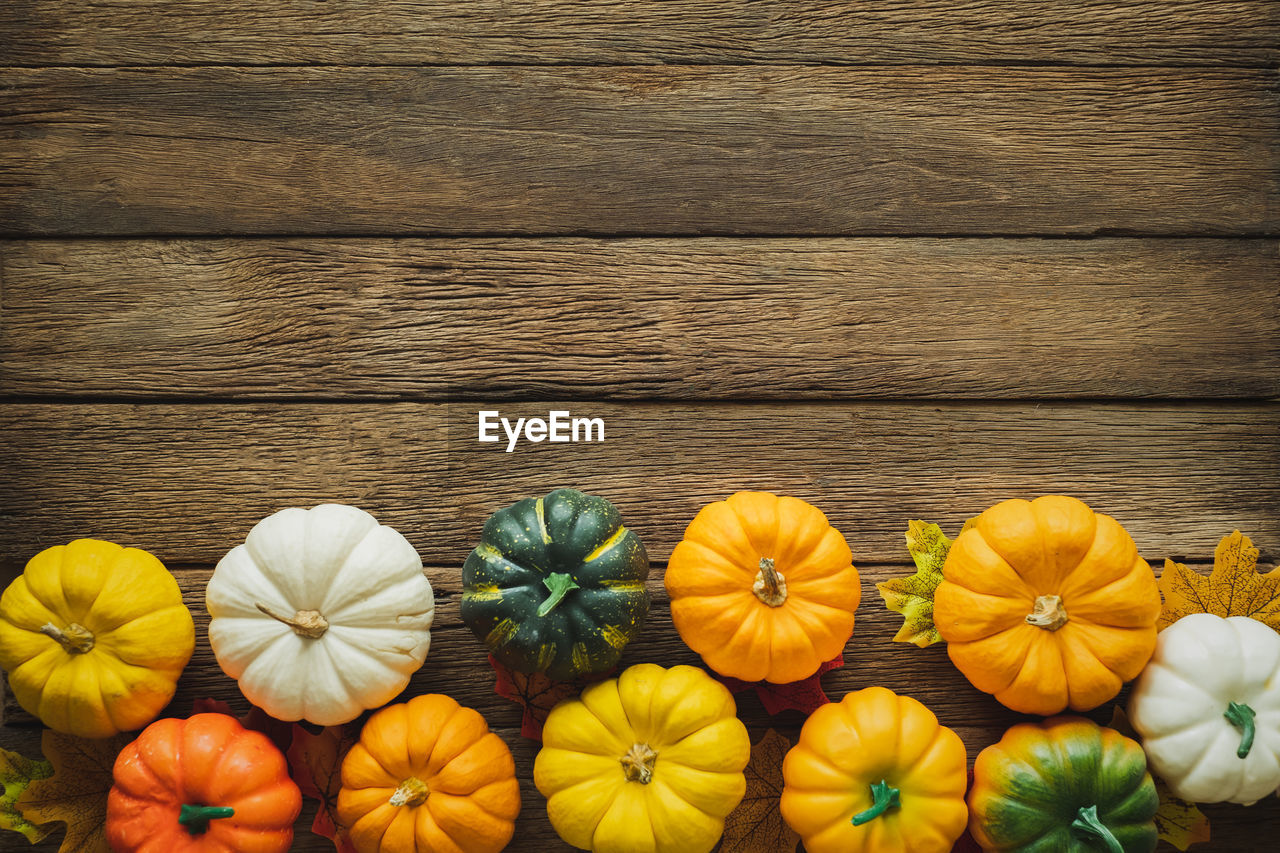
[5,566,1280,851]
[1,68,1275,236]
[2,1,1277,67]
[3,238,1277,400]
[1,403,1275,567]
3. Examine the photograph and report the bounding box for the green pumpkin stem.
[1070,805,1123,853]
[178,804,235,835]
[1225,701,1257,758]
[850,780,900,826]
[538,572,580,617]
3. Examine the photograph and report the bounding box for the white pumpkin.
[206,504,434,726]
[1128,613,1280,805]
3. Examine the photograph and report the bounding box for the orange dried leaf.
[876,520,953,647]
[286,724,358,853]
[16,730,130,853]
[1157,531,1280,630]
[721,729,799,853]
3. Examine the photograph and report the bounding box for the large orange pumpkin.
[106,712,302,853]
[665,491,861,683]
[934,495,1161,715]
[336,694,521,853]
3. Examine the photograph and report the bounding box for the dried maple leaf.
[191,696,237,716]
[287,724,358,853]
[489,654,614,740]
[0,744,53,844]
[16,730,130,853]
[191,698,294,753]
[721,729,799,853]
[1151,780,1212,852]
[717,654,844,716]
[1157,531,1280,630]
[876,520,953,647]
[1108,708,1210,850]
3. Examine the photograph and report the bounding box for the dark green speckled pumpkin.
[460,489,649,680]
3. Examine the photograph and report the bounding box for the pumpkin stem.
[389,776,430,807]
[178,804,235,835]
[254,602,329,639]
[1025,594,1069,631]
[1225,701,1257,759]
[620,743,658,784]
[39,622,95,654]
[753,558,788,607]
[537,572,580,617]
[850,779,900,826]
[1070,804,1123,853]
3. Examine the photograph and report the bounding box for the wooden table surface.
[2,3,1278,851]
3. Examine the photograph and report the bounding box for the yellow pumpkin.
[665,491,861,683]
[934,495,1161,715]
[0,539,194,738]
[780,686,969,853]
[534,663,750,853]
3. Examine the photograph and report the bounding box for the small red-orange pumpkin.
[106,712,302,853]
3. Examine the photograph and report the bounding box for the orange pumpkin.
[665,491,861,683]
[337,694,521,853]
[780,686,969,853]
[106,712,302,853]
[934,495,1161,715]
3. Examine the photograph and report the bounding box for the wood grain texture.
[2,68,1276,237]
[1,402,1275,567]
[3,238,1277,401]
[3,1,1277,67]
[5,565,1280,852]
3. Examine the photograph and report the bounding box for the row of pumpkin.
[101,664,1178,853]
[0,490,1276,852]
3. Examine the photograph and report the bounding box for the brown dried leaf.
[16,730,130,853]
[721,729,799,853]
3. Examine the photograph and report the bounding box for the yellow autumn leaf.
[16,730,130,853]
[0,744,53,844]
[720,729,799,853]
[1157,531,1280,630]
[1109,708,1210,850]
[876,520,953,647]
[1152,777,1212,852]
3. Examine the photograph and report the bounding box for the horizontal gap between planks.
[4,231,1279,241]
[2,396,1278,407]
[2,59,1277,70]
